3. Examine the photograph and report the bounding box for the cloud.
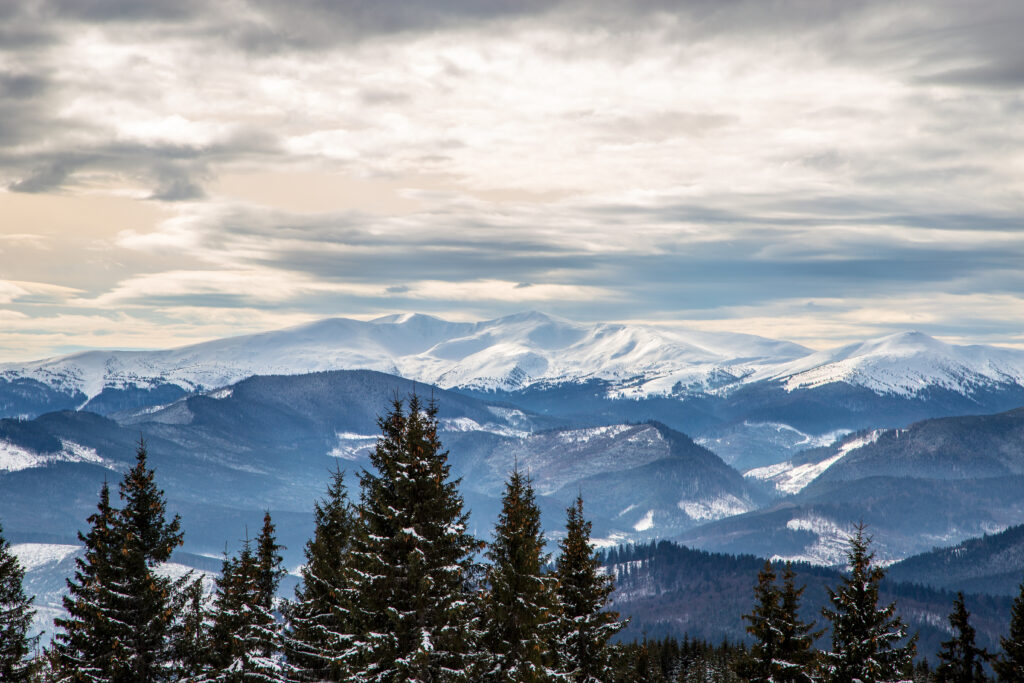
[0,0,1022,358]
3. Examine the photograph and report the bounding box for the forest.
[1,395,1023,682]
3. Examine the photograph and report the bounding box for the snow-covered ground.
[744,430,885,494]
[0,439,109,473]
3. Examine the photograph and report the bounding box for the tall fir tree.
[741,561,784,683]
[347,395,483,682]
[821,523,916,683]
[286,469,359,681]
[742,561,819,683]
[170,576,211,681]
[776,564,821,683]
[0,521,38,682]
[553,495,622,683]
[53,481,133,682]
[479,468,559,682]
[205,517,288,682]
[53,440,185,683]
[934,593,989,683]
[115,439,184,681]
[994,580,1024,682]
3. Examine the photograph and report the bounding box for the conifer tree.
[479,468,559,682]
[170,577,210,681]
[0,521,38,682]
[53,440,185,683]
[821,523,916,683]
[115,439,184,681]
[347,395,483,681]
[553,495,622,683]
[935,593,989,683]
[53,481,132,682]
[286,469,358,681]
[205,518,288,682]
[994,580,1024,682]
[741,561,784,683]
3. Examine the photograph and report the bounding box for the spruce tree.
[0,521,38,682]
[479,468,558,682]
[741,561,783,683]
[821,523,916,683]
[347,395,483,681]
[170,576,210,681]
[205,518,288,682]
[994,580,1024,682]
[53,440,185,683]
[286,469,358,681]
[935,593,989,683]
[553,495,622,682]
[53,481,132,682]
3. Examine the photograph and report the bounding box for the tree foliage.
[0,520,38,682]
[821,523,916,683]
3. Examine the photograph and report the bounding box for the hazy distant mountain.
[887,523,1024,596]
[0,369,759,564]
[4,313,1024,468]
[681,407,1024,564]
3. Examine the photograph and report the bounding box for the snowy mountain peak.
[1,314,1023,407]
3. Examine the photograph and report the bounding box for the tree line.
[1,395,1024,681]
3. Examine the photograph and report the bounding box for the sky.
[1,0,1023,361]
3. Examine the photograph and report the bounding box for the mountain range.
[4,312,1024,469]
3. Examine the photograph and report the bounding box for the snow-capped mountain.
[754,331,1024,397]
[0,311,810,406]
[5,312,1024,413]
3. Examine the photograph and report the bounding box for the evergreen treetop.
[347,394,483,681]
[480,467,558,682]
[934,592,989,683]
[0,520,38,682]
[554,495,622,683]
[821,522,916,683]
[287,468,359,681]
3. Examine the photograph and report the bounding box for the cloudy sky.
[1,0,1022,360]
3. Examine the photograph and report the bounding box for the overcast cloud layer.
[1,0,1022,360]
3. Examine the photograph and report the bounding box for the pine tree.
[347,395,483,681]
[776,564,821,683]
[115,439,184,681]
[479,468,559,682]
[53,440,185,683]
[741,561,784,683]
[0,521,38,682]
[286,469,359,681]
[821,523,916,683]
[994,580,1024,682]
[935,593,989,683]
[553,495,622,682]
[205,518,288,682]
[53,481,133,682]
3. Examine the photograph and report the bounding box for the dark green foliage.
[554,495,622,682]
[935,593,989,682]
[347,395,483,681]
[286,469,358,681]
[479,468,557,682]
[821,523,916,683]
[994,580,1024,682]
[115,440,185,680]
[205,515,288,682]
[0,521,38,682]
[52,440,185,683]
[170,577,209,680]
[741,561,819,683]
[53,481,128,682]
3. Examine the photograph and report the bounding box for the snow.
[0,438,106,472]
[633,510,654,532]
[437,417,529,438]
[4,315,1023,406]
[10,543,80,571]
[745,430,885,494]
[678,494,753,521]
[773,516,852,566]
